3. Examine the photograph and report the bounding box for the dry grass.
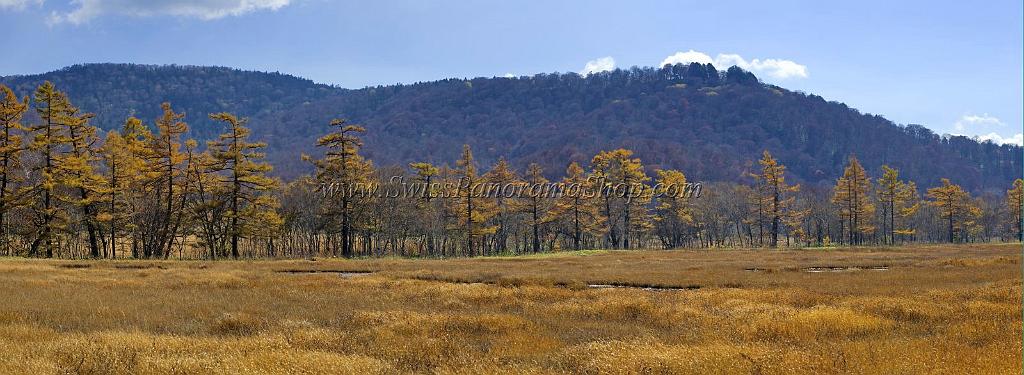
[0,243,1019,374]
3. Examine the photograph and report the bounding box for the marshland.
[0,243,1019,374]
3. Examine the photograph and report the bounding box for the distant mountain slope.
[2,63,1020,192]
[0,63,340,139]
[255,65,1021,192]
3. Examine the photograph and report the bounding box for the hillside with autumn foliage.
[2,63,1019,191]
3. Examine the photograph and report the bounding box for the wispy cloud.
[0,0,41,10]
[581,56,615,76]
[46,0,291,25]
[950,114,1018,145]
[660,50,808,80]
[953,113,1004,131]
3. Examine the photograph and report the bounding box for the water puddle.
[587,283,700,291]
[57,263,92,269]
[802,266,889,273]
[114,264,167,270]
[276,270,375,278]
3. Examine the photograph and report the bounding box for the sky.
[0,0,1021,145]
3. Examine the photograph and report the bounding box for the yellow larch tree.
[926,178,980,243]
[454,144,496,257]
[306,119,373,258]
[100,117,153,258]
[832,156,875,245]
[189,140,233,259]
[143,103,189,258]
[27,82,74,257]
[484,157,520,254]
[0,84,28,253]
[546,161,601,251]
[875,165,919,244]
[591,149,650,249]
[520,163,551,254]
[409,162,441,256]
[653,169,693,248]
[61,102,106,258]
[208,112,280,259]
[1006,178,1023,242]
[754,150,801,248]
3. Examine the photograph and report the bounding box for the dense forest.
[0,64,339,141]
[0,80,1020,259]
[2,63,1020,194]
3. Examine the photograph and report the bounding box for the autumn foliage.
[0,81,1016,259]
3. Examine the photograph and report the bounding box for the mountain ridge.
[2,63,1020,192]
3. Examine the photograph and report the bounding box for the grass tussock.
[0,243,1019,374]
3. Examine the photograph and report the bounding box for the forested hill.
[2,63,1020,192]
[0,63,340,140]
[255,64,1021,192]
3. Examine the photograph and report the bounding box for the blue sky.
[1,0,1021,144]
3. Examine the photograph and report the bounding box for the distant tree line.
[0,63,338,141]
[4,63,1019,191]
[260,63,1022,191]
[0,82,1020,259]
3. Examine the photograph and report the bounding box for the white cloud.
[660,49,809,80]
[950,114,1019,145]
[973,132,1023,146]
[660,50,714,66]
[0,0,41,10]
[581,56,615,76]
[953,113,1004,131]
[47,0,290,25]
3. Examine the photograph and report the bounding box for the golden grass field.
[0,244,1020,374]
